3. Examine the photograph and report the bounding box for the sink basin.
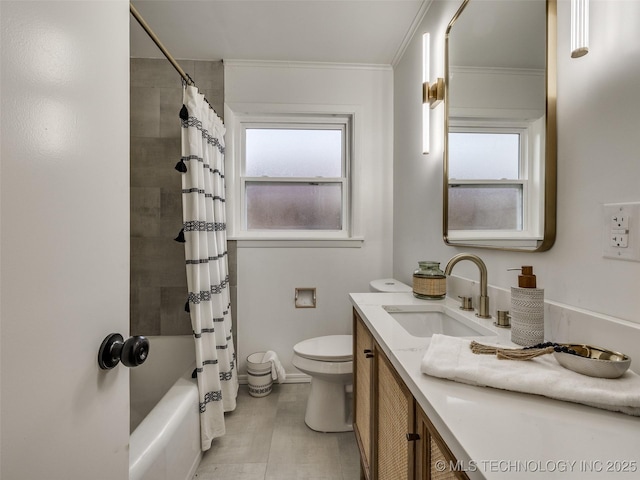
[383,306,493,338]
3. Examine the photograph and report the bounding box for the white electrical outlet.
[610,232,628,248]
[611,213,629,229]
[602,202,640,261]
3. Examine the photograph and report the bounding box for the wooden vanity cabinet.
[354,310,414,480]
[353,309,470,480]
[354,311,374,479]
[375,345,415,480]
[415,405,470,480]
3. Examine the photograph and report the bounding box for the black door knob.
[98,333,150,370]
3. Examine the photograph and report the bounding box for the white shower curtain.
[179,85,238,450]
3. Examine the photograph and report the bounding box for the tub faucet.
[444,253,491,319]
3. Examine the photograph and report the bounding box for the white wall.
[1,2,131,478]
[224,61,394,375]
[449,66,545,118]
[394,0,640,323]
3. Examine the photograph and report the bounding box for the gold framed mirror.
[443,0,556,251]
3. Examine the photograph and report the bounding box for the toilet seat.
[293,335,352,362]
[291,354,353,376]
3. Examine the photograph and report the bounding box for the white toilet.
[292,335,353,432]
[291,279,411,433]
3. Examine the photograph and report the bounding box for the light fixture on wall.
[422,33,444,154]
[571,0,589,58]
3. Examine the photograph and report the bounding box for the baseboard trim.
[238,373,310,385]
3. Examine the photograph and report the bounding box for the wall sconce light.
[422,33,445,154]
[571,0,589,58]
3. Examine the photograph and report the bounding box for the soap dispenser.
[508,266,544,346]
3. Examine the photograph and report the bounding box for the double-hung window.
[447,120,544,246]
[233,114,352,240]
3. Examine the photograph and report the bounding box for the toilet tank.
[369,279,411,293]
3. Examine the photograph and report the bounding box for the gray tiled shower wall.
[130,58,237,341]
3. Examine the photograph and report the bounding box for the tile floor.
[193,383,361,480]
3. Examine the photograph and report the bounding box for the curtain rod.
[129,3,194,86]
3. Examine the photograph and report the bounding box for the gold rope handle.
[469,341,555,361]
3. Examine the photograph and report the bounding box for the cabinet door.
[376,348,415,480]
[354,311,374,479]
[416,405,470,480]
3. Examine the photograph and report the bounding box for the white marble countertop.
[350,292,640,479]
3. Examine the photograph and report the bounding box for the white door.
[1,2,131,479]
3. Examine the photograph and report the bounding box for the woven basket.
[413,275,446,299]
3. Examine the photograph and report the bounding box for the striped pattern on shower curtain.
[179,85,238,451]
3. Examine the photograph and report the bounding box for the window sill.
[231,237,364,248]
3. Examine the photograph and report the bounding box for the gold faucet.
[444,253,491,319]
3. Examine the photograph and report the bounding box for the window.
[230,113,355,241]
[447,121,544,245]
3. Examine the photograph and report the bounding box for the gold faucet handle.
[458,296,473,311]
[495,310,511,328]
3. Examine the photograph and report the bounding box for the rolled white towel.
[420,334,640,416]
[262,350,286,384]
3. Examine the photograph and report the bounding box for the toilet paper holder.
[295,288,317,308]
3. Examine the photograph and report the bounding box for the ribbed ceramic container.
[510,287,544,346]
[246,352,273,397]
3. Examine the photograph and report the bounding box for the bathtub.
[129,336,201,480]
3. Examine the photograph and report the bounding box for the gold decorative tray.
[553,344,631,379]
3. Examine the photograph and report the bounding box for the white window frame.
[225,104,362,246]
[447,119,544,246]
